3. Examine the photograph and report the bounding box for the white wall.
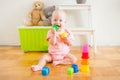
[92,0,120,46]
[0,0,120,46]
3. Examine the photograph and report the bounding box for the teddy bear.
[25,1,46,26]
[43,6,55,26]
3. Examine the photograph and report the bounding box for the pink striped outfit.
[46,29,74,61]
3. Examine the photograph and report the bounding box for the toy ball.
[41,66,50,76]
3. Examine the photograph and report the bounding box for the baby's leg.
[53,53,77,65]
[65,53,77,63]
[31,54,52,71]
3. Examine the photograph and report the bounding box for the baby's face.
[51,11,66,28]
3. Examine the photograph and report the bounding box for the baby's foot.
[31,65,42,72]
[52,61,60,66]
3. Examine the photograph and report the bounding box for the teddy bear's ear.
[34,1,44,7]
[39,1,44,7]
[34,1,39,5]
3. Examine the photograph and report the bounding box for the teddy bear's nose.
[35,5,37,7]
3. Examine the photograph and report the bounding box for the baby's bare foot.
[31,65,42,72]
[52,61,60,66]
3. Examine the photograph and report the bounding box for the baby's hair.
[52,10,66,19]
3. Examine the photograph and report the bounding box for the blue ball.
[42,66,50,76]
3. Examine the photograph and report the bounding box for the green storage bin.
[18,26,51,52]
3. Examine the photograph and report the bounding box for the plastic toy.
[67,67,74,75]
[41,66,50,76]
[81,65,90,72]
[81,44,90,73]
[53,24,59,31]
[81,59,89,65]
[60,32,68,38]
[72,64,79,73]
[81,53,89,59]
[81,44,89,59]
[82,44,89,53]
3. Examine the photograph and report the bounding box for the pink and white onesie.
[46,29,74,61]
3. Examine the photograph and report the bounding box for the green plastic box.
[18,26,51,52]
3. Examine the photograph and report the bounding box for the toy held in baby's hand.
[53,24,59,31]
[60,32,68,38]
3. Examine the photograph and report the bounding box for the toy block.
[72,64,79,73]
[67,67,74,75]
[42,66,50,76]
[81,65,90,72]
[60,32,68,38]
[53,24,59,31]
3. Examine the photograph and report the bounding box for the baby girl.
[31,10,77,71]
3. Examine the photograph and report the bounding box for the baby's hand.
[62,37,67,41]
[49,28,57,45]
[51,28,56,35]
[61,37,69,44]
[60,33,72,46]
